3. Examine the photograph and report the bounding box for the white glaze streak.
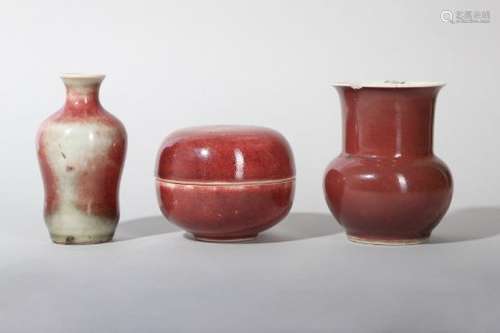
[42,121,119,238]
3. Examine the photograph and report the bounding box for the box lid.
[156,125,295,183]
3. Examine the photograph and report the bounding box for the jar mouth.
[333,81,445,89]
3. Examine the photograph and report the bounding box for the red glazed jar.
[156,125,295,242]
[324,81,453,245]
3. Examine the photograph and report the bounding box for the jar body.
[324,83,453,245]
[324,155,452,244]
[37,75,127,244]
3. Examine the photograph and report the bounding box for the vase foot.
[347,234,428,246]
[191,233,258,243]
[50,233,114,245]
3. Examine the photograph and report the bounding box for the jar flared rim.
[333,81,445,89]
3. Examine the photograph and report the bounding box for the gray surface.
[2,209,500,332]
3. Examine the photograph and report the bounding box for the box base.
[191,234,258,243]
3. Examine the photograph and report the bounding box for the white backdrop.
[1,0,498,229]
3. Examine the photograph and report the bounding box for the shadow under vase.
[430,207,500,244]
[114,216,181,241]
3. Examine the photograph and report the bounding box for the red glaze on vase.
[324,81,453,245]
[156,125,295,242]
[37,74,127,244]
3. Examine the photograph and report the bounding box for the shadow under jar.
[155,125,295,242]
[324,81,453,245]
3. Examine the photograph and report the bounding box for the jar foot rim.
[347,234,429,246]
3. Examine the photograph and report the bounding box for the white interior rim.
[333,81,445,89]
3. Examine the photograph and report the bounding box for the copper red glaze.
[36,75,127,244]
[157,125,295,182]
[324,83,453,245]
[156,125,295,242]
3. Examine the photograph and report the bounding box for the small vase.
[324,81,453,245]
[36,74,127,244]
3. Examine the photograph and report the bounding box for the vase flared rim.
[61,73,105,80]
[332,81,445,89]
[61,73,105,87]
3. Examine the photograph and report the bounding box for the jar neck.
[336,86,441,158]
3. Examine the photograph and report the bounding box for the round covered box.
[155,125,295,242]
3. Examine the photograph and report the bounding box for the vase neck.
[336,86,441,158]
[62,74,105,114]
